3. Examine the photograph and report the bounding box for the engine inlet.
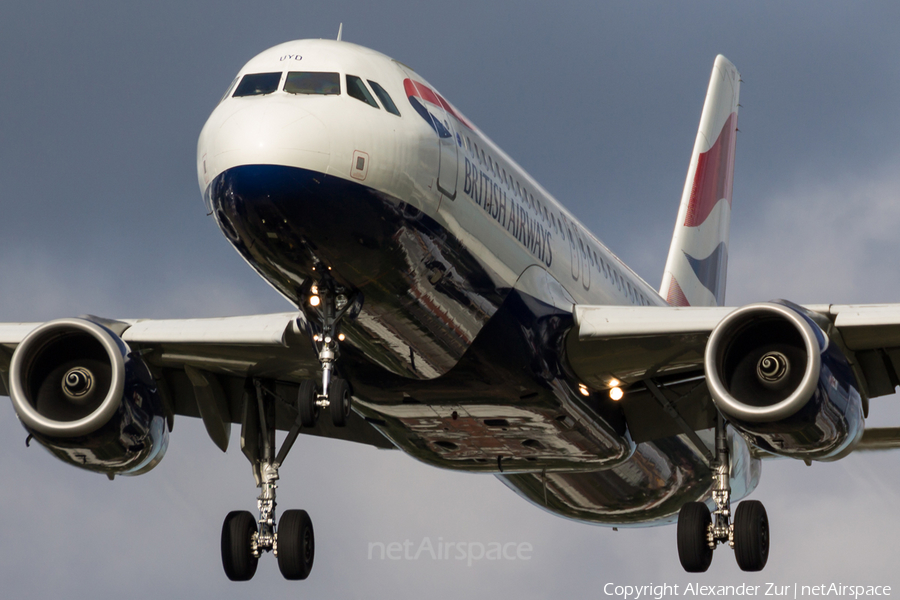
[756,351,789,389]
[62,367,95,401]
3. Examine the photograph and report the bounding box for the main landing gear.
[221,380,315,581]
[677,415,769,572]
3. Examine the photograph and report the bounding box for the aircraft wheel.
[298,380,318,427]
[734,500,769,571]
[277,509,315,580]
[677,502,713,572]
[221,510,259,581]
[329,377,351,427]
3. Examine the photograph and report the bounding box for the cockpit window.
[285,72,340,95]
[233,72,281,97]
[220,76,239,103]
[346,75,379,108]
[367,80,401,116]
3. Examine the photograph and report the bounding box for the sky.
[2,1,900,598]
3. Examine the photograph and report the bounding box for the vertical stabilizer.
[660,55,740,307]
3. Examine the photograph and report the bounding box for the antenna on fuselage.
[336,23,343,41]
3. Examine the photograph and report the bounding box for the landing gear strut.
[221,380,315,581]
[677,415,769,572]
[297,273,357,428]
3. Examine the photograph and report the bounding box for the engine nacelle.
[8,318,168,476]
[705,300,864,461]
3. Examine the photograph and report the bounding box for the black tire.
[277,509,315,580]
[734,500,769,572]
[677,502,713,572]
[298,380,318,427]
[329,377,351,427]
[221,511,259,581]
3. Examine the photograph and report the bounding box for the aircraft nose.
[202,99,331,183]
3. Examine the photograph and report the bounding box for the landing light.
[609,387,624,401]
[338,333,345,341]
[309,295,321,307]
[609,378,620,387]
[578,384,590,397]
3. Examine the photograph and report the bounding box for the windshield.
[284,72,341,95]
[233,72,281,97]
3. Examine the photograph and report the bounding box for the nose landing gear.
[677,415,769,572]
[298,274,358,428]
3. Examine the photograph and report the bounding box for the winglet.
[660,55,740,307]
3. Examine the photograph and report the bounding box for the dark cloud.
[2,2,899,597]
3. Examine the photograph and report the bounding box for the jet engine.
[704,301,864,461]
[8,318,168,476]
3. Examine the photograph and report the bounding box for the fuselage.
[197,39,759,527]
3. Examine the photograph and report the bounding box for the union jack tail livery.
[660,55,740,307]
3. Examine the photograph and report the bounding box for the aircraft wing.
[0,313,394,450]
[566,303,900,443]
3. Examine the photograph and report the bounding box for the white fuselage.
[197,39,665,315]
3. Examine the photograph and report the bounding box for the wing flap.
[575,305,732,338]
[830,304,900,350]
[569,306,732,389]
[122,312,302,346]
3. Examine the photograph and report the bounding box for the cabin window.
[284,72,340,95]
[368,80,401,115]
[233,72,282,97]
[346,75,379,108]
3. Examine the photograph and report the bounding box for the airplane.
[2,35,900,581]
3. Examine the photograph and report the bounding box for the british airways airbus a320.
[3,35,899,580]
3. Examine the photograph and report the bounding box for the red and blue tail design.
[660,55,740,307]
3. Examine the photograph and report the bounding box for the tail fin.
[660,55,740,307]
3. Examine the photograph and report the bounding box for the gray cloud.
[1,2,899,598]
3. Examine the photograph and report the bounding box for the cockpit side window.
[220,76,240,103]
[367,80,401,116]
[233,72,282,97]
[285,72,341,95]
[346,75,379,108]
